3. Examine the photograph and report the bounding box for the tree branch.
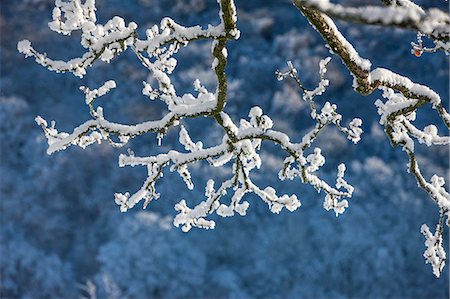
[293,0,450,129]
[296,0,450,43]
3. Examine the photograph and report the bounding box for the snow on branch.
[115,59,362,230]
[17,0,228,78]
[421,215,447,278]
[21,0,362,232]
[295,0,450,54]
[294,0,450,277]
[18,0,448,278]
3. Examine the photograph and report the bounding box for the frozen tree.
[18,0,449,277]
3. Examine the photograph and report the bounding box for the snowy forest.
[1,0,449,298]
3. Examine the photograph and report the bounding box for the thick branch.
[296,0,450,43]
[293,1,449,129]
[212,0,240,140]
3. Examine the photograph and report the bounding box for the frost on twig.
[276,59,361,216]
[421,221,446,278]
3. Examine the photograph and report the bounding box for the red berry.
[414,48,423,57]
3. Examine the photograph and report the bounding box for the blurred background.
[1,0,449,298]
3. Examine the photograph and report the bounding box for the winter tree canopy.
[18,0,449,278]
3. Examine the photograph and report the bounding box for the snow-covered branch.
[18,0,448,278]
[295,0,450,53]
[115,68,362,230]
[294,0,450,276]
[22,0,360,229]
[421,213,447,278]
